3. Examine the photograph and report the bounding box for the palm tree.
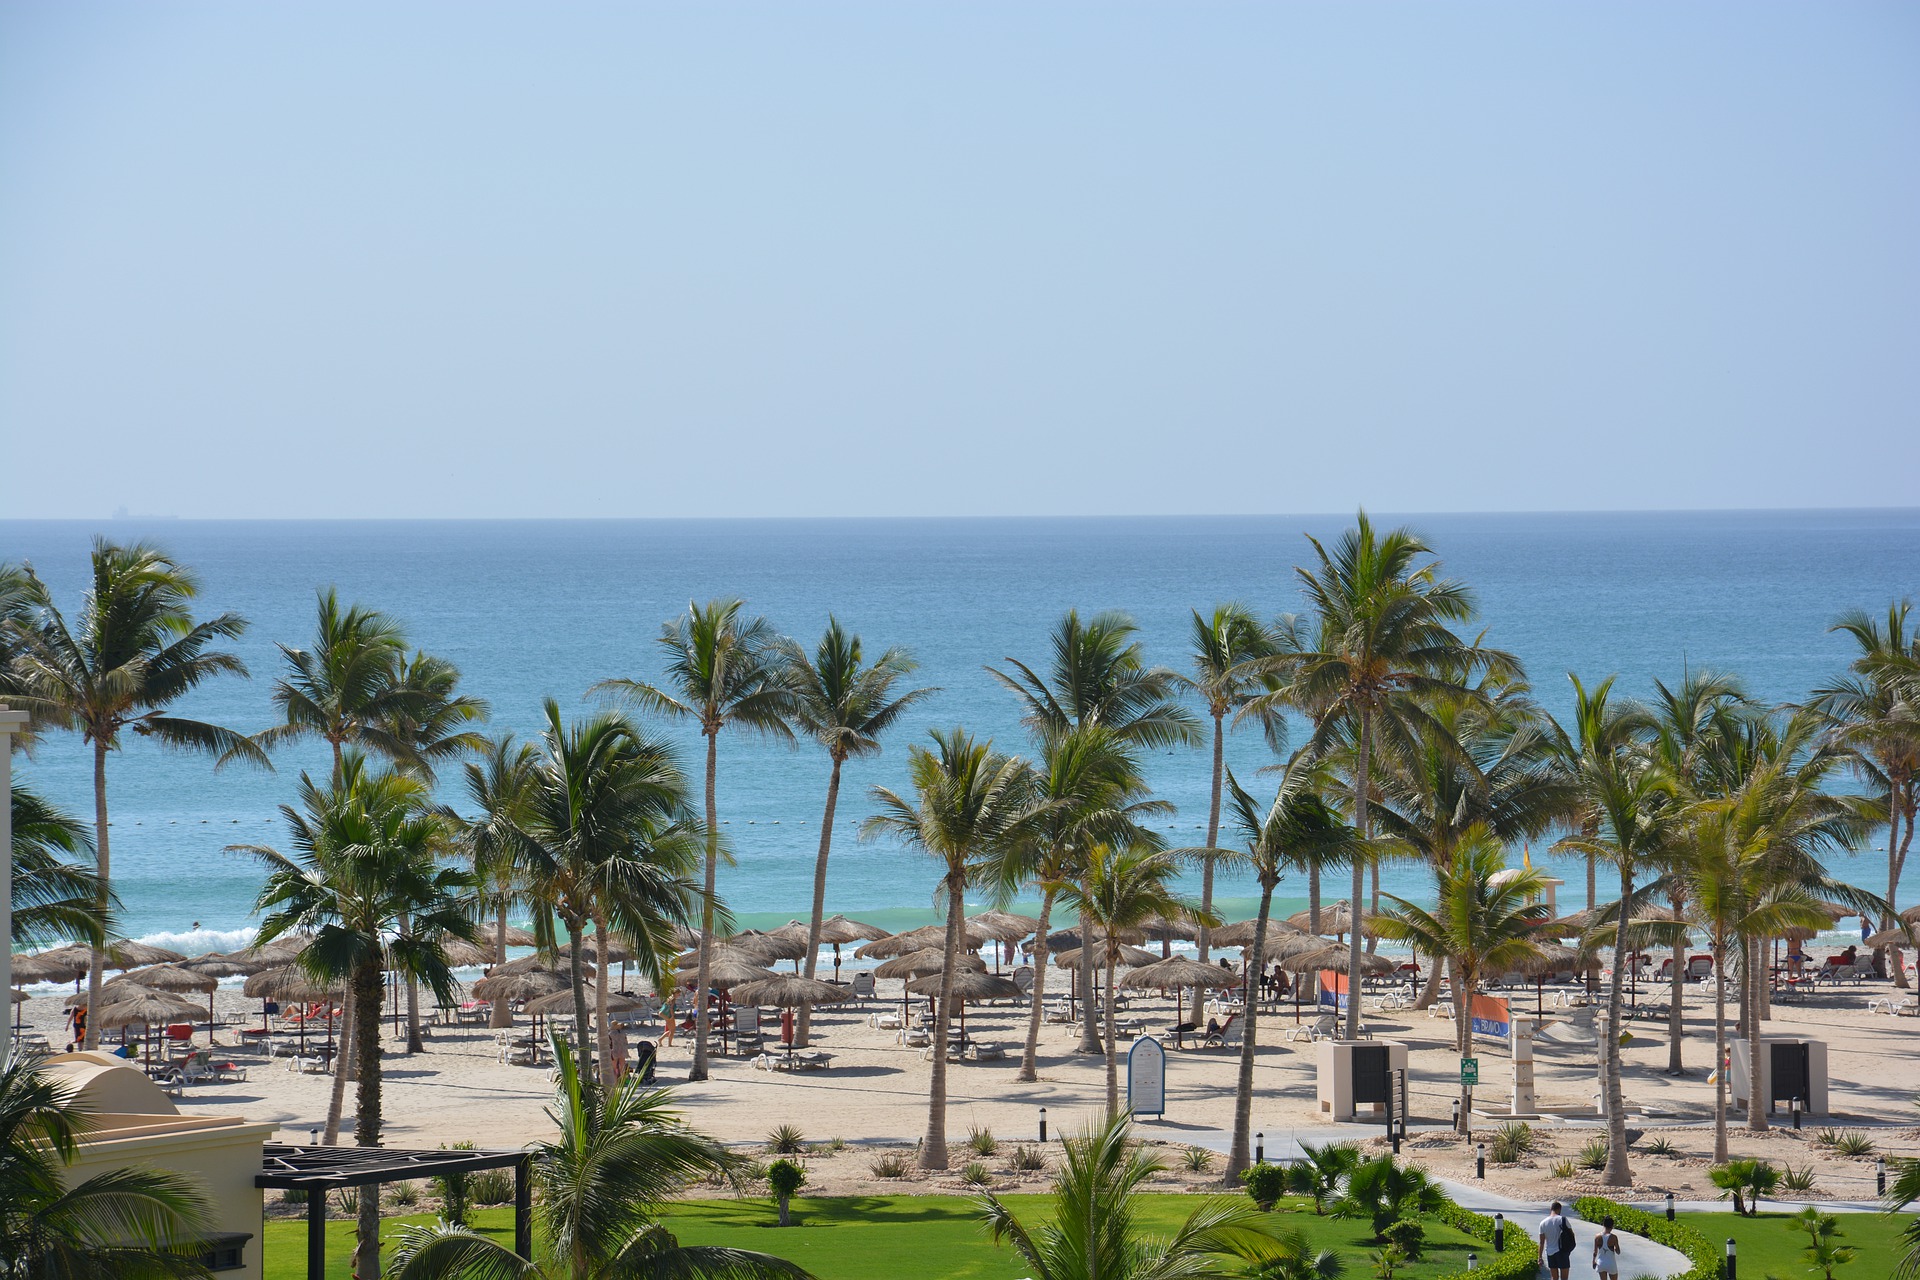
[6,540,264,1046]
[0,1052,214,1278]
[1547,675,1654,939]
[1182,604,1280,962]
[778,619,934,1046]
[1333,1154,1447,1241]
[977,1111,1294,1280]
[1808,602,1920,989]
[1885,1155,1920,1280]
[989,726,1162,1082]
[458,735,540,1027]
[391,1036,808,1280]
[236,757,476,1278]
[1056,843,1202,1119]
[596,599,796,1083]
[1371,827,1550,1128]
[513,702,705,1092]
[10,781,113,949]
[1554,742,1678,1186]
[252,588,413,779]
[864,729,1034,1169]
[1177,760,1353,1177]
[1246,512,1514,1038]
[991,609,1199,1052]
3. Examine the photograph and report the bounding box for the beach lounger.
[969,1042,1007,1061]
[850,972,877,1004]
[1286,1015,1335,1043]
[868,1011,903,1030]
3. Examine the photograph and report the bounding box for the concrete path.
[1436,1180,1695,1280]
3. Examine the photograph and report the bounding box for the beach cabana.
[967,911,1039,969]
[871,948,982,1020]
[90,987,207,1064]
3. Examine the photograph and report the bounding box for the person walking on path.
[1590,1215,1622,1280]
[1538,1201,1575,1280]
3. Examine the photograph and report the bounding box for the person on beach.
[67,1005,86,1052]
[1538,1201,1574,1280]
[1590,1215,1621,1280]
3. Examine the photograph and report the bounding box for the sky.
[1,4,1915,519]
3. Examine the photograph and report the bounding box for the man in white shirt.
[1538,1201,1574,1280]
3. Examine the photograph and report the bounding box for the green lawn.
[260,1194,1491,1280]
[1671,1210,1909,1279]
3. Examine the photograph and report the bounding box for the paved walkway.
[1435,1180,1695,1279]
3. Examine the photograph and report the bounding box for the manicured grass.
[260,1194,1490,1279]
[1676,1209,1908,1277]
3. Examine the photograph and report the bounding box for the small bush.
[1370,1244,1404,1279]
[1008,1144,1048,1173]
[1380,1219,1426,1262]
[433,1140,476,1227]
[738,1159,769,1184]
[767,1158,807,1226]
[470,1168,516,1206]
[1641,1135,1678,1157]
[336,1187,358,1214]
[1182,1146,1215,1173]
[1577,1137,1609,1171]
[767,1124,807,1155]
[869,1152,909,1179]
[1811,1126,1842,1148]
[967,1125,998,1156]
[825,1136,847,1153]
[387,1180,421,1207]
[1831,1129,1877,1159]
[1550,1158,1577,1179]
[1781,1162,1819,1192]
[1240,1163,1290,1211]
[1489,1120,1534,1164]
[280,1188,309,1206]
[960,1160,993,1187]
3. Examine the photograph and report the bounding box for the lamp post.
[1465,1251,1477,1271]
[1476,1142,1486,1180]
[1493,1212,1504,1251]
[1665,1191,1675,1221]
[1726,1237,1737,1280]
[0,707,29,1018]
[1878,1156,1887,1196]
[1039,1107,1047,1143]
[1451,1098,1460,1132]
[1255,1132,1264,1164]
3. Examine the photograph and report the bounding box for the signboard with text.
[1316,970,1351,1012]
[1469,994,1511,1041]
[1127,1035,1167,1117]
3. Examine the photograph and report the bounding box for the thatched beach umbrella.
[1513,942,1587,1014]
[104,940,187,969]
[90,987,206,1064]
[1867,925,1920,950]
[858,921,991,960]
[182,952,264,979]
[242,966,346,1053]
[1284,900,1370,939]
[1051,944,1160,970]
[968,911,1039,968]
[907,968,1021,1041]
[471,968,571,1004]
[116,964,219,1026]
[871,949,982,1019]
[1121,955,1243,1026]
[233,934,312,967]
[1274,944,1393,1022]
[730,974,853,1057]
[12,947,92,985]
[806,915,890,980]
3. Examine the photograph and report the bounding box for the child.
[1590,1215,1621,1280]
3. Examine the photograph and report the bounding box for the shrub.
[1289,1140,1362,1215]
[1550,1158,1577,1180]
[1181,1145,1214,1173]
[470,1167,516,1206]
[1334,1155,1447,1239]
[825,1136,847,1153]
[336,1187,358,1214]
[1371,1244,1404,1279]
[1709,1157,1780,1216]
[767,1158,807,1226]
[1240,1163,1291,1211]
[1831,1129,1876,1159]
[767,1124,807,1155]
[869,1152,909,1179]
[1489,1121,1534,1164]
[1577,1137,1609,1171]
[1642,1135,1678,1157]
[1431,1200,1540,1280]
[960,1160,993,1187]
[280,1188,309,1206]
[1381,1218,1426,1261]
[1008,1144,1048,1173]
[1811,1126,1842,1148]
[432,1140,476,1227]
[1575,1195,1722,1280]
[386,1180,421,1207]
[1780,1162,1819,1193]
[967,1125,997,1156]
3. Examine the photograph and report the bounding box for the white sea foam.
[129,926,259,954]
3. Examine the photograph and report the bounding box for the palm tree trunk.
[796,755,844,1048]
[1457,964,1475,1131]
[1017,890,1056,1083]
[323,987,353,1145]
[594,911,615,1092]
[1745,936,1768,1133]
[489,905,513,1029]
[1888,792,1910,989]
[921,877,964,1171]
[1226,877,1274,1178]
[1199,712,1225,963]
[1712,942,1729,1162]
[1308,862,1321,935]
[84,739,109,1049]
[1367,860,1381,955]
[1601,866,1632,1186]
[690,731,719,1082]
[1075,905,1102,1054]
[1667,892,1686,1074]
[567,922,594,1090]
[402,911,423,1054]
[1345,712,1372,1040]
[1103,946,1120,1118]
[353,960,385,1280]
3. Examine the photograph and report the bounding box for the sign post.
[1460,1057,1479,1086]
[1127,1035,1167,1118]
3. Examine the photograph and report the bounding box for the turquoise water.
[4,511,1918,955]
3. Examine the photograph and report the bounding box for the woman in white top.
[1591,1215,1622,1280]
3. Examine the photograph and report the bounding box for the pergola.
[256,1143,534,1280]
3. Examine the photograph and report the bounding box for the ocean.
[4,510,1918,959]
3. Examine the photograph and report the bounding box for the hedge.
[1574,1195,1725,1280]
[1429,1200,1538,1280]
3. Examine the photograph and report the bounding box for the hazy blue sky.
[3,4,1915,519]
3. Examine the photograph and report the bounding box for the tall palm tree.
[252,588,413,779]
[1246,512,1514,1038]
[778,619,934,1046]
[989,726,1163,1082]
[1371,827,1550,1129]
[1177,759,1353,1177]
[0,1053,214,1279]
[9,781,113,949]
[236,758,476,1278]
[458,734,540,1027]
[1808,602,1920,989]
[1056,844,1203,1119]
[1182,604,1280,962]
[977,1111,1296,1280]
[1547,675,1654,932]
[513,702,706,1092]
[991,610,1199,1052]
[390,1036,808,1280]
[1554,743,1678,1186]
[864,729,1035,1169]
[596,599,796,1082]
[6,540,264,1046]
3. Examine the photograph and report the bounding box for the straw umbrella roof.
[1867,925,1920,949]
[579,937,635,963]
[91,987,206,1029]
[1283,901,1370,937]
[1137,914,1197,942]
[906,970,1022,1002]
[1514,942,1585,975]
[9,990,23,1005]
[1901,904,1920,927]
[436,937,492,968]
[524,988,646,1017]
[181,952,264,979]
[967,911,1040,943]
[502,926,541,948]
[491,953,571,977]
[729,975,854,1008]
[1120,956,1245,992]
[871,949,985,981]
[234,934,312,966]
[112,964,216,995]
[728,930,808,962]
[472,969,572,1003]
[816,915,891,945]
[675,948,779,985]
[1211,919,1313,950]
[1274,945,1394,976]
[1044,926,1144,950]
[858,922,989,958]
[1052,943,1161,970]
[103,939,187,969]
[12,947,91,984]
[242,966,345,1002]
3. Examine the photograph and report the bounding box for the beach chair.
[1286,1015,1334,1043]
[1207,1013,1244,1050]
[1686,955,1714,982]
[850,972,877,1004]
[1011,966,1035,1002]
[969,1042,1007,1061]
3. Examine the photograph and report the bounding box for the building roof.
[256,1143,530,1190]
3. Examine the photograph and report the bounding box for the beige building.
[39,1051,276,1280]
